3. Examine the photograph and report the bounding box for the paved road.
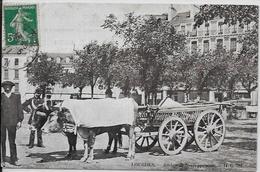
[3,114,257,171]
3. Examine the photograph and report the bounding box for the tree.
[194,5,258,27]
[110,47,141,97]
[72,41,102,98]
[61,71,87,98]
[27,53,64,97]
[102,13,186,104]
[237,48,258,97]
[194,5,258,98]
[98,42,119,97]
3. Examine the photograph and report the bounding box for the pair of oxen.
[38,98,138,163]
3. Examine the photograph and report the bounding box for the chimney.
[168,4,177,21]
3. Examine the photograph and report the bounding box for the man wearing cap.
[1,81,24,166]
[22,88,44,148]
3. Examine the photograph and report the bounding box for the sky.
[2,1,204,53]
[37,3,195,53]
[39,3,166,53]
[3,0,259,53]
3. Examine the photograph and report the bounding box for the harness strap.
[63,123,77,135]
[31,99,38,110]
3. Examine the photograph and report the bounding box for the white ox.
[42,98,138,162]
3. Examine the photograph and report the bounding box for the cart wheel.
[135,127,158,152]
[158,116,188,155]
[194,110,225,152]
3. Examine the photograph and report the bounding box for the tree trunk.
[105,87,113,98]
[151,93,155,105]
[41,86,46,99]
[122,77,130,97]
[168,88,173,99]
[91,85,94,99]
[144,90,149,105]
[154,92,157,105]
[144,91,147,105]
[228,77,236,99]
[79,87,83,99]
[246,90,251,98]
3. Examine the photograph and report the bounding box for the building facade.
[2,47,32,102]
[169,5,253,54]
[159,5,256,103]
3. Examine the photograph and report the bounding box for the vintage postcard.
[1,0,259,171]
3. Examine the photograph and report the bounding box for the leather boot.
[37,129,45,147]
[28,130,35,149]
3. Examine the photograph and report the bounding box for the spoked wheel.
[194,110,226,152]
[135,126,158,152]
[158,116,188,155]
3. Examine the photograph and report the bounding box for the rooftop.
[170,11,195,25]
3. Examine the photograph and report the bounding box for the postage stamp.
[4,4,38,46]
[1,0,259,172]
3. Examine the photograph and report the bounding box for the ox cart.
[135,100,226,155]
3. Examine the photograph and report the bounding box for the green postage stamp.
[4,5,38,46]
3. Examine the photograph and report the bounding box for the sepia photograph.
[1,0,259,171]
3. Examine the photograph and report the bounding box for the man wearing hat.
[22,88,45,148]
[1,81,24,166]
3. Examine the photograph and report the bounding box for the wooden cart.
[135,103,226,155]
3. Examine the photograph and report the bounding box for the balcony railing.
[185,27,248,38]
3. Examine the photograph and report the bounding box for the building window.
[190,25,197,37]
[14,83,19,92]
[191,41,197,53]
[4,58,9,67]
[4,69,9,80]
[15,58,19,66]
[216,39,223,49]
[205,22,210,35]
[203,40,209,53]
[230,38,237,52]
[14,69,19,79]
[218,22,223,34]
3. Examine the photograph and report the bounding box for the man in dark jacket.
[22,88,44,148]
[1,81,24,166]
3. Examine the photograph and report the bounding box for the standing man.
[1,81,24,166]
[22,88,44,148]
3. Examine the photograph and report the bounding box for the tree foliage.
[110,47,141,96]
[62,41,102,98]
[194,4,258,97]
[98,42,119,96]
[194,5,258,27]
[27,53,64,97]
[102,13,186,103]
